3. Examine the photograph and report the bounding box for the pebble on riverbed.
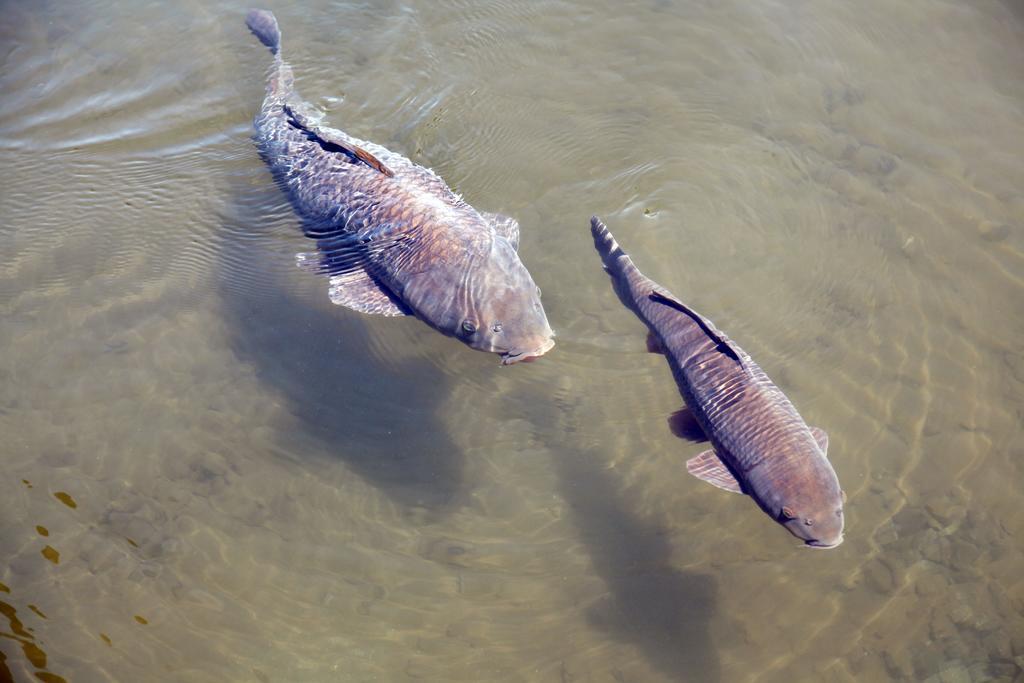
[975,221,1011,242]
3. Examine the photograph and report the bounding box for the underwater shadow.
[1004,0,1024,23]
[547,396,720,681]
[215,179,467,516]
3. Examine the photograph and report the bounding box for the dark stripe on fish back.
[591,216,814,476]
[648,291,742,365]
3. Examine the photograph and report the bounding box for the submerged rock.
[976,221,1011,243]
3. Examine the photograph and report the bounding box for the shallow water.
[2,0,1023,681]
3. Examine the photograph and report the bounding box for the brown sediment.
[40,547,59,565]
[35,527,48,537]
[0,649,12,683]
[21,641,45,669]
[21,480,31,489]
[125,538,138,548]
[0,601,31,639]
[0,598,65,682]
[100,633,112,646]
[0,583,8,594]
[52,493,76,509]
[133,615,148,625]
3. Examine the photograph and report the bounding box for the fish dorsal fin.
[284,103,395,177]
[295,251,323,273]
[481,212,520,250]
[326,269,410,317]
[648,290,744,367]
[686,449,744,494]
[810,427,829,456]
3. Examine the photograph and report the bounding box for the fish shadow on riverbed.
[216,181,467,516]
[544,395,720,681]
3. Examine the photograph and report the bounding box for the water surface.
[2,1,1023,681]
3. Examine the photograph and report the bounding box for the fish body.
[244,10,554,364]
[590,217,844,548]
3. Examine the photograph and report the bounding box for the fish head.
[776,498,845,549]
[401,235,555,364]
[773,473,845,549]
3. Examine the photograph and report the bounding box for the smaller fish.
[590,217,845,548]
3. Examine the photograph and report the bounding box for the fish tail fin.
[590,216,646,287]
[246,9,281,55]
[246,9,294,99]
[590,216,620,262]
[590,215,670,324]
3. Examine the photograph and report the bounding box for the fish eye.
[780,506,796,521]
[491,322,502,333]
[804,518,814,526]
[462,320,477,334]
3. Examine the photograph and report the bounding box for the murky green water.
[2,1,1023,681]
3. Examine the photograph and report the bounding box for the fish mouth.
[500,337,556,365]
[803,537,843,550]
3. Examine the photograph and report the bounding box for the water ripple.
[2,0,1024,681]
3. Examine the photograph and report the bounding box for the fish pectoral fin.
[810,427,829,455]
[298,234,412,316]
[686,449,744,493]
[481,212,520,250]
[295,251,326,274]
[646,330,665,354]
[327,270,411,317]
[284,103,394,177]
[305,225,413,279]
[668,407,708,442]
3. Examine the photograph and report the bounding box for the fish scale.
[243,9,554,364]
[248,11,497,281]
[590,216,845,548]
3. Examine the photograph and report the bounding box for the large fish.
[590,217,844,548]
[243,10,554,364]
